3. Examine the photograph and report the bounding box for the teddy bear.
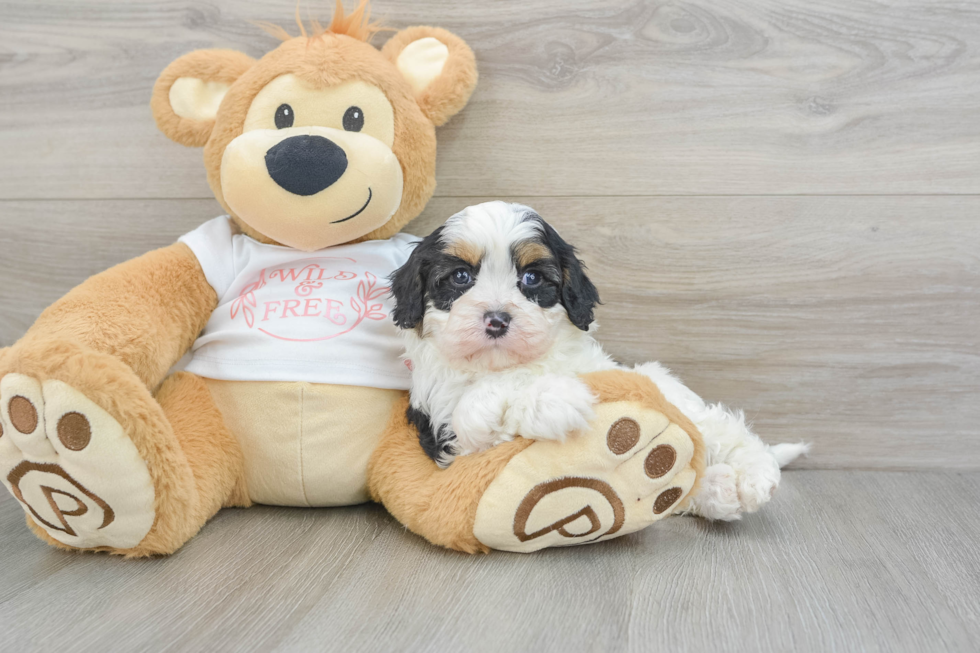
[0,1,704,556]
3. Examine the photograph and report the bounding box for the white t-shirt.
[178,216,418,390]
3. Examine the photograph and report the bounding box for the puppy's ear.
[561,255,601,331]
[535,218,600,331]
[390,227,444,329]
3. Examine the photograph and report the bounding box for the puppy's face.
[391,202,600,370]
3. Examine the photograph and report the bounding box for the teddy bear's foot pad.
[473,401,697,552]
[0,374,155,550]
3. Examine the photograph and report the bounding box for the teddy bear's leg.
[0,341,246,557]
[153,371,250,527]
[368,369,705,553]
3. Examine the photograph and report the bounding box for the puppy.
[391,201,808,520]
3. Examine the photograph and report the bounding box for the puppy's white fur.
[633,361,810,519]
[400,201,808,520]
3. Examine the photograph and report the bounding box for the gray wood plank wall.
[1,0,977,470]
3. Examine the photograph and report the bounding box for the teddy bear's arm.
[369,370,706,554]
[17,243,217,388]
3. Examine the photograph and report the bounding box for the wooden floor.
[2,470,979,652]
[1,0,979,651]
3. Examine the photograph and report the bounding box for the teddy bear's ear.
[151,49,256,147]
[382,26,478,127]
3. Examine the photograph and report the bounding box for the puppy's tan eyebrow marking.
[513,240,552,269]
[445,240,483,266]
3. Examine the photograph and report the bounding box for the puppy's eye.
[521,270,543,288]
[451,268,472,286]
[343,106,364,132]
[275,104,294,129]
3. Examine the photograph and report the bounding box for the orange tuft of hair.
[254,0,384,43]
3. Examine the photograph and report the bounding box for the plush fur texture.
[368,395,534,554]
[152,50,257,148]
[381,26,478,127]
[0,241,243,557]
[1,340,193,556]
[156,373,251,520]
[19,243,217,389]
[392,202,805,519]
[4,355,248,557]
[367,368,702,554]
[151,11,478,250]
[256,0,385,43]
[581,369,706,494]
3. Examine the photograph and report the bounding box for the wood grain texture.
[2,196,976,470]
[1,2,977,650]
[2,0,980,199]
[1,470,978,652]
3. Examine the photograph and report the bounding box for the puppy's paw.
[732,454,781,514]
[505,376,596,442]
[685,464,742,521]
[452,385,510,457]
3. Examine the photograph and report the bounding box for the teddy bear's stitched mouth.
[331,187,373,224]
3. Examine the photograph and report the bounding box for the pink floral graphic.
[351,271,388,321]
[230,269,267,327]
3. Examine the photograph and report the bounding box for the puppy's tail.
[769,442,811,468]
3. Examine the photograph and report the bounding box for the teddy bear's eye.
[343,106,364,132]
[275,104,294,129]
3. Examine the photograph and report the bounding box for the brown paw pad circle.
[654,487,684,514]
[644,445,676,479]
[606,417,640,454]
[57,412,92,451]
[9,396,38,433]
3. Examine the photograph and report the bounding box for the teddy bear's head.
[152,1,476,251]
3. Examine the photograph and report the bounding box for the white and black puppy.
[391,201,807,520]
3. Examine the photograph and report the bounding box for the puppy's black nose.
[265,135,348,196]
[484,311,511,339]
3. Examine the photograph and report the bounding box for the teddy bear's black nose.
[265,135,348,196]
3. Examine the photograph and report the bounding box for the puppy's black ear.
[535,217,600,331]
[390,227,443,329]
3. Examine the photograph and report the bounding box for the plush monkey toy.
[0,2,704,556]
